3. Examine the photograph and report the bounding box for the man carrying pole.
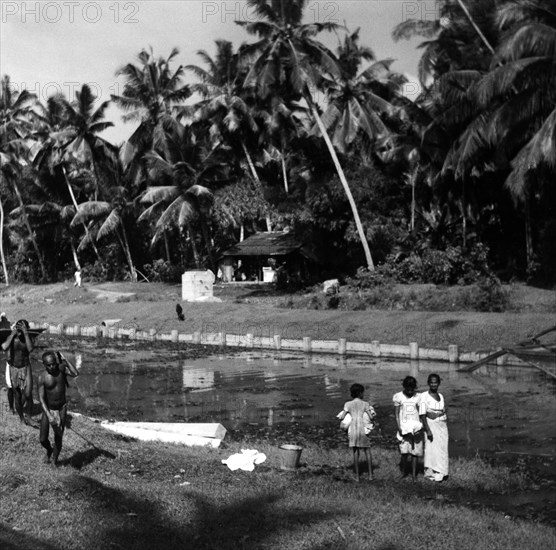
[37,351,79,466]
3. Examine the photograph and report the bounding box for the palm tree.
[436,2,556,262]
[392,0,497,84]
[0,75,48,280]
[185,40,273,230]
[138,127,225,269]
[111,47,191,190]
[52,84,118,198]
[236,0,377,269]
[32,89,114,263]
[257,93,307,194]
[315,28,403,154]
[71,190,138,282]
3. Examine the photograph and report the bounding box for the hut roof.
[221,231,316,260]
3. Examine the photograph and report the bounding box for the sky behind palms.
[1,0,429,143]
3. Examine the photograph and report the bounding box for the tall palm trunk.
[62,166,101,260]
[524,194,534,272]
[307,99,375,270]
[241,141,272,232]
[199,213,215,270]
[164,231,171,262]
[455,0,495,55]
[281,152,289,193]
[407,166,418,231]
[0,197,9,285]
[117,223,137,282]
[462,179,467,248]
[12,180,48,280]
[70,239,81,271]
[187,224,200,268]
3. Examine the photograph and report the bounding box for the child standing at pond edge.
[339,383,376,482]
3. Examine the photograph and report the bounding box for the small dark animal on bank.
[176,304,185,321]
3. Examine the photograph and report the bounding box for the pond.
[64,346,556,459]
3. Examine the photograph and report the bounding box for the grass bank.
[1,282,555,352]
[1,400,555,550]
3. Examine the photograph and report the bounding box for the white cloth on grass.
[221,449,267,472]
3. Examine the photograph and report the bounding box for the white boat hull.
[101,422,226,448]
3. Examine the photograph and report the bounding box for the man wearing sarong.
[1,319,34,423]
[38,351,79,466]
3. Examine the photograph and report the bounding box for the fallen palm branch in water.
[460,325,556,377]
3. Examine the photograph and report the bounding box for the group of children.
[340,374,449,482]
[1,313,79,467]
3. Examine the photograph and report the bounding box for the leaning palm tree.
[236,0,377,269]
[314,28,403,154]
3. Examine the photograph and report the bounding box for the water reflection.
[67,349,556,457]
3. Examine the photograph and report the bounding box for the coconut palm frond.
[178,199,196,227]
[392,19,439,42]
[96,209,121,241]
[70,201,111,227]
[494,23,556,64]
[186,184,213,200]
[140,186,180,204]
[77,230,96,253]
[505,107,556,200]
[137,201,165,223]
[154,195,184,230]
[60,204,76,221]
[475,57,548,106]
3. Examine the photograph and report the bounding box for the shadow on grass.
[58,447,116,470]
[0,522,59,550]
[58,475,340,549]
[63,416,117,466]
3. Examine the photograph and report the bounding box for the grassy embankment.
[1,401,555,550]
[1,283,555,548]
[1,282,555,352]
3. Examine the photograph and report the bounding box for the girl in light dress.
[338,383,376,481]
[393,376,425,482]
[420,373,449,482]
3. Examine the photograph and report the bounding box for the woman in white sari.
[420,373,449,482]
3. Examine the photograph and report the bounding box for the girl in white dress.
[420,373,449,482]
[393,376,425,481]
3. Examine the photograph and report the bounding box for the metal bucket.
[279,444,303,471]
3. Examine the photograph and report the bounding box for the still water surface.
[66,347,556,458]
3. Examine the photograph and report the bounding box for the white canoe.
[101,422,226,448]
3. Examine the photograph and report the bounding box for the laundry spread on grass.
[221,449,267,471]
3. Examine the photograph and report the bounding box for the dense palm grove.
[1,0,554,286]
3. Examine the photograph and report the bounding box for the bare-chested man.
[2,319,34,423]
[38,351,79,466]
